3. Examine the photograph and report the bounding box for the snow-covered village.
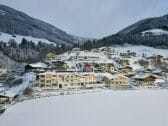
[1,1,168,126]
[1,44,168,115]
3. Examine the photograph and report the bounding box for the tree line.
[0,38,71,63]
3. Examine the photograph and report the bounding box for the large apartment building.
[38,72,97,89]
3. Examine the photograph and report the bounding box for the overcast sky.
[0,0,168,38]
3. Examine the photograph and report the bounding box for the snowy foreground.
[0,90,168,126]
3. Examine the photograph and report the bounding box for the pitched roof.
[27,62,47,68]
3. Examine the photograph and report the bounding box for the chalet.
[72,48,81,52]
[77,52,99,61]
[25,62,47,73]
[103,74,130,88]
[51,61,68,72]
[117,66,134,75]
[116,59,129,66]
[0,91,16,104]
[120,52,131,58]
[108,52,119,59]
[120,51,136,58]
[146,55,164,62]
[102,64,115,73]
[155,55,164,62]
[133,75,157,86]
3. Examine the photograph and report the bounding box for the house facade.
[133,75,157,86]
[38,72,98,89]
[0,91,16,104]
[80,73,97,85]
[117,66,134,75]
[104,74,130,87]
[103,65,115,73]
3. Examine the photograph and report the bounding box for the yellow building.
[118,66,134,75]
[38,72,97,89]
[103,65,115,73]
[38,72,58,88]
[80,73,97,85]
[46,53,56,61]
[104,74,130,87]
[57,73,82,89]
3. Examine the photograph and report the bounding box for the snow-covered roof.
[102,73,113,79]
[78,51,99,57]
[154,79,166,84]
[28,62,47,68]
[133,74,157,79]
[103,73,129,80]
[39,71,57,75]
[0,91,16,98]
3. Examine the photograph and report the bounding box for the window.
[40,79,45,83]
[52,84,58,87]
[40,75,45,78]
[46,80,51,83]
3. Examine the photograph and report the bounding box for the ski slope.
[0,90,168,126]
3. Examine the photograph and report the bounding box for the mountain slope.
[97,14,168,48]
[118,14,168,35]
[0,4,81,45]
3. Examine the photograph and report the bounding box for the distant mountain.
[0,4,85,46]
[97,14,168,48]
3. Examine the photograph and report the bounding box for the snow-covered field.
[0,90,168,126]
[113,45,168,57]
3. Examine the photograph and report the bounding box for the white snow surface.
[142,29,168,35]
[8,73,36,96]
[28,62,47,68]
[0,90,168,126]
[113,45,168,57]
[0,32,56,45]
